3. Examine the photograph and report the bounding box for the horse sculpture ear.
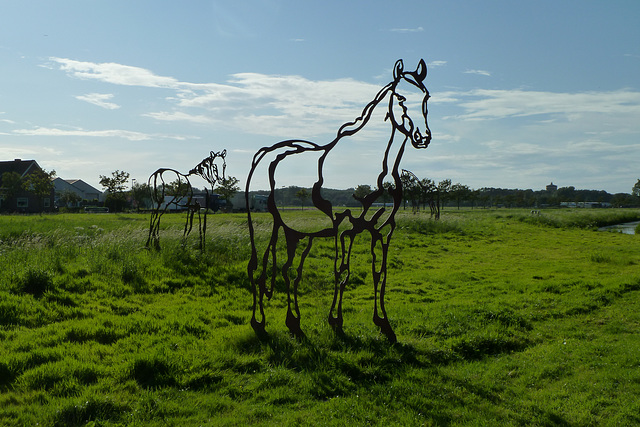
[416,59,427,82]
[393,59,404,80]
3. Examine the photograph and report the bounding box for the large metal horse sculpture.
[246,59,431,342]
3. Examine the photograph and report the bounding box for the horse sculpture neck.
[335,82,394,141]
[334,80,410,193]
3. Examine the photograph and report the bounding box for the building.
[0,159,55,213]
[53,178,103,207]
[546,182,558,192]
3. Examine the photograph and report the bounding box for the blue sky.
[1,0,639,194]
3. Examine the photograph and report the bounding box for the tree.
[436,179,451,218]
[400,171,419,210]
[99,170,130,194]
[420,178,437,215]
[58,189,82,208]
[632,179,640,198]
[295,188,309,210]
[1,171,23,200]
[451,183,470,210]
[166,179,191,198]
[130,182,151,211]
[381,181,394,207]
[215,176,240,211]
[353,184,372,202]
[99,170,130,212]
[23,168,56,198]
[556,186,576,203]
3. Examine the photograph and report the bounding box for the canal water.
[598,221,639,235]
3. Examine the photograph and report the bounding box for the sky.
[1,0,639,194]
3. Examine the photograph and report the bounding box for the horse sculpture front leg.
[146,209,163,250]
[371,230,398,343]
[329,229,354,332]
[283,233,313,338]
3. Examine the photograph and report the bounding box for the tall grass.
[1,210,639,425]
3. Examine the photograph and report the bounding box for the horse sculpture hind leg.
[328,221,356,332]
[249,206,280,335]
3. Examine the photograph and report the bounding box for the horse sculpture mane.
[246,59,431,342]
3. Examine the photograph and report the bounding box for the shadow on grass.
[238,329,432,399]
[229,328,550,424]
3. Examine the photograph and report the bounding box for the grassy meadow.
[1,208,639,426]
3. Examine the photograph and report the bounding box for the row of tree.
[401,176,640,211]
[262,177,640,214]
[11,165,637,214]
[399,174,640,211]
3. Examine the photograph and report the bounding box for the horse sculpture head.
[388,59,431,149]
[189,149,227,186]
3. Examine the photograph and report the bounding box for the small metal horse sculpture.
[146,168,197,250]
[146,150,227,250]
[246,59,431,342]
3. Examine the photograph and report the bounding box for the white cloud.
[49,58,432,137]
[75,93,120,109]
[390,26,424,33]
[428,60,447,68]
[50,57,182,89]
[143,111,214,124]
[443,89,640,121]
[12,127,188,141]
[0,112,15,124]
[464,69,492,77]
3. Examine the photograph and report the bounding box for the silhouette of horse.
[147,151,228,250]
[146,168,197,250]
[246,59,431,342]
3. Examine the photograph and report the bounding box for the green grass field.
[1,208,639,426]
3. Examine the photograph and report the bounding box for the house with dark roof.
[53,178,103,207]
[0,159,55,213]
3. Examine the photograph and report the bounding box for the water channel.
[598,221,639,235]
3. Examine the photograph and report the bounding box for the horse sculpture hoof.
[286,311,304,339]
[374,315,397,343]
[328,315,343,332]
[251,318,267,336]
